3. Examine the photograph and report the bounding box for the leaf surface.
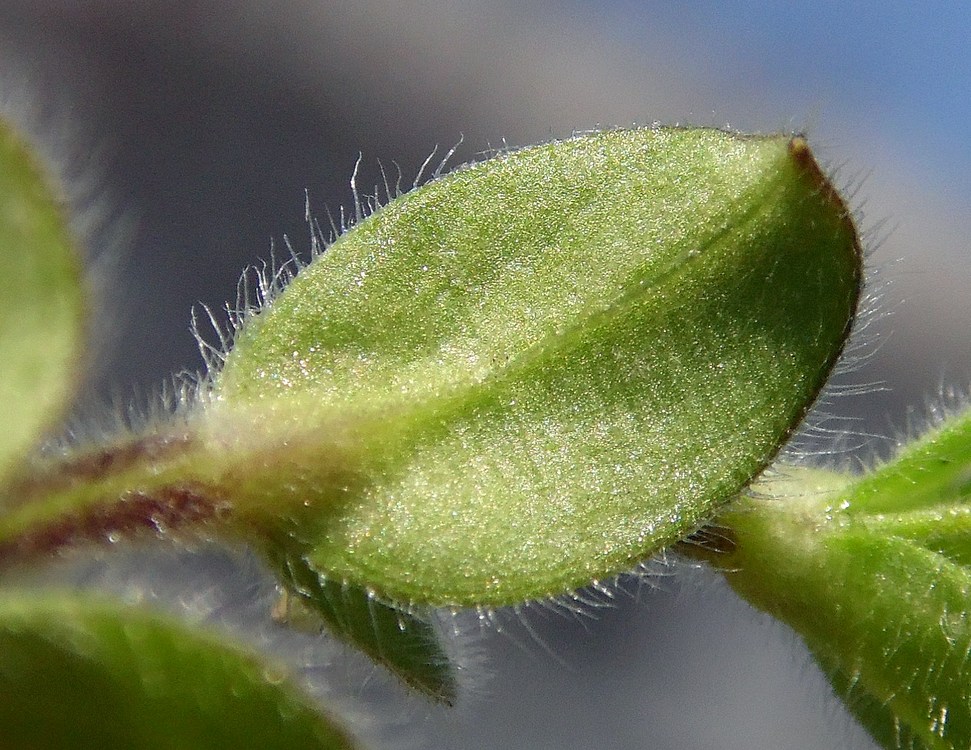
[0,120,85,486]
[696,412,971,750]
[216,128,862,606]
[0,592,358,750]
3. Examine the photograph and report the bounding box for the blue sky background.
[1,3,969,749]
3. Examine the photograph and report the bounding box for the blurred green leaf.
[0,119,86,487]
[215,128,861,606]
[0,592,358,750]
[695,411,971,750]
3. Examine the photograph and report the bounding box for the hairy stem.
[0,404,366,569]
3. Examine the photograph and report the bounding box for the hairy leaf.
[694,411,971,750]
[215,128,861,606]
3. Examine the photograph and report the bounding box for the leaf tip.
[787,134,854,221]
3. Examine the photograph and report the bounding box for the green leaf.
[271,549,457,704]
[0,119,86,487]
[213,128,861,607]
[692,410,971,750]
[0,592,358,750]
[0,126,861,709]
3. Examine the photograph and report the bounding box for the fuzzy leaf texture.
[0,119,85,487]
[0,592,357,750]
[213,127,862,607]
[691,408,971,750]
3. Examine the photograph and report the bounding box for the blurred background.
[2,2,970,748]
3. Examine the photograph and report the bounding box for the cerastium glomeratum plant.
[0,114,968,749]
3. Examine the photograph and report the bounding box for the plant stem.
[0,429,225,567]
[0,404,366,570]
